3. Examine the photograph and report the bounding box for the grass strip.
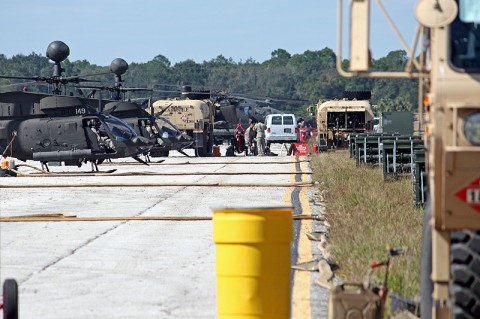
[310,150,422,298]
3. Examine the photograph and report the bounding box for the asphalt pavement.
[0,143,329,318]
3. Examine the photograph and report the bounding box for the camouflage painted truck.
[150,87,215,157]
[338,0,480,318]
[310,91,374,149]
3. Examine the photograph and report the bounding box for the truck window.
[327,112,346,128]
[450,0,480,71]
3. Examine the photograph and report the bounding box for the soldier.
[89,119,115,152]
[245,121,256,156]
[254,121,267,156]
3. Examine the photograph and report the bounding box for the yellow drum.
[213,206,293,319]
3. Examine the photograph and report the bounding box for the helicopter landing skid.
[178,150,193,158]
[91,161,99,172]
[41,162,50,172]
[84,169,117,174]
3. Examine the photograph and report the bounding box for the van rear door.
[269,115,284,136]
[282,115,295,134]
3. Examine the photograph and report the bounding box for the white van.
[265,114,298,146]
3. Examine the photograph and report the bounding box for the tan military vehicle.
[150,86,215,157]
[337,0,480,318]
[310,91,374,149]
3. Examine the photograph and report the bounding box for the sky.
[0,0,419,66]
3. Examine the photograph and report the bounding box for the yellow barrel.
[213,206,293,319]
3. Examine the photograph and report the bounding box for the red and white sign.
[180,114,189,123]
[293,143,308,156]
[456,177,480,213]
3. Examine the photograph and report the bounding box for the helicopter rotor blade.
[61,71,112,80]
[229,92,308,103]
[0,70,111,86]
[0,75,47,83]
[119,87,153,92]
[75,85,108,90]
[156,103,173,116]
[60,77,104,84]
[76,85,153,94]
[149,84,308,105]
[152,83,185,89]
[0,81,47,89]
[151,89,186,94]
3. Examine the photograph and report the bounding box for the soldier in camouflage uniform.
[254,121,267,156]
[245,122,256,156]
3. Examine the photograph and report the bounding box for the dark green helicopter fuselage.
[0,91,152,164]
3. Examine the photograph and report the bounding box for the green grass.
[310,150,423,298]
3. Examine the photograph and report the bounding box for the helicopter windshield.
[156,116,182,138]
[102,115,137,142]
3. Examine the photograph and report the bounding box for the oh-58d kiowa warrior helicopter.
[0,41,153,171]
[75,58,194,159]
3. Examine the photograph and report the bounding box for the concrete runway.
[0,144,329,318]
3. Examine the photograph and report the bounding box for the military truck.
[150,86,214,157]
[339,0,480,318]
[310,91,374,149]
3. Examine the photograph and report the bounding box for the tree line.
[0,48,418,119]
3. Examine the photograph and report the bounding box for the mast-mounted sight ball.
[181,85,192,93]
[46,41,70,63]
[110,58,129,76]
[181,85,192,99]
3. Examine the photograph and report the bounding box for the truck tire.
[195,130,208,157]
[342,91,371,101]
[3,279,18,319]
[421,201,480,319]
[195,147,206,157]
[207,124,214,155]
[451,230,480,319]
[420,202,432,319]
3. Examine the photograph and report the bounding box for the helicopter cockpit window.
[87,119,115,152]
[103,116,137,142]
[156,116,182,138]
[141,119,158,137]
[450,0,480,71]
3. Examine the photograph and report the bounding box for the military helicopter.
[0,41,153,171]
[75,58,194,159]
[213,93,281,126]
